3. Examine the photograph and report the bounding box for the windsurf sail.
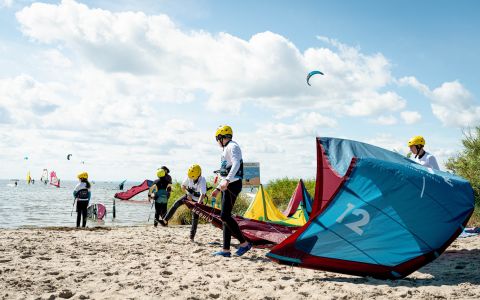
[114,180,153,200]
[40,169,48,184]
[283,179,313,217]
[26,171,31,184]
[50,171,60,188]
[267,137,475,279]
[243,184,308,227]
[119,179,127,190]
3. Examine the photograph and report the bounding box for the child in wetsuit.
[73,172,91,228]
[149,168,172,227]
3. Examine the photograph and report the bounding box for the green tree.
[445,127,480,225]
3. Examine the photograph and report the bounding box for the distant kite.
[67,154,72,160]
[24,156,28,160]
[306,70,324,86]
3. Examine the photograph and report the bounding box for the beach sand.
[1,225,479,300]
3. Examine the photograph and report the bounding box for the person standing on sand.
[149,168,172,227]
[211,125,252,257]
[408,135,440,170]
[73,172,91,228]
[159,164,207,242]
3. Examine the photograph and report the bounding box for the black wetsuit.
[74,187,90,228]
[220,179,245,249]
[76,200,88,227]
[163,195,201,240]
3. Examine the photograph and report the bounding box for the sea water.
[0,180,153,229]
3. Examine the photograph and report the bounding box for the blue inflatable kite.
[267,137,474,279]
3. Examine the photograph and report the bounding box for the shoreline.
[1,225,479,299]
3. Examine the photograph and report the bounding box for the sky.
[0,0,479,182]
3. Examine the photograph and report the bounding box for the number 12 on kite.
[336,203,371,236]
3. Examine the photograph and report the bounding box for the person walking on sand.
[211,125,252,257]
[149,168,172,227]
[408,135,440,170]
[73,172,91,228]
[159,164,207,242]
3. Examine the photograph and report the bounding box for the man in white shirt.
[408,135,440,170]
[211,125,252,257]
[160,164,206,242]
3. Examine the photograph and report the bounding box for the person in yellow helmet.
[211,125,251,257]
[73,172,91,228]
[160,164,207,242]
[408,135,440,170]
[148,167,173,227]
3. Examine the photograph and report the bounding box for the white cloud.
[0,0,13,8]
[400,111,422,125]
[365,134,408,156]
[260,112,337,139]
[398,76,429,94]
[0,105,12,123]
[0,0,471,181]
[428,82,480,127]
[399,76,480,127]
[164,119,194,133]
[371,115,397,125]
[15,0,407,118]
[41,49,72,68]
[344,91,405,116]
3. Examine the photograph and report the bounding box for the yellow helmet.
[188,164,202,180]
[215,125,233,141]
[156,168,166,178]
[408,135,425,147]
[77,172,88,180]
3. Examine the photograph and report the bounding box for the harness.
[186,187,201,198]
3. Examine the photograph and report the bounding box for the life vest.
[218,159,244,179]
[76,188,89,200]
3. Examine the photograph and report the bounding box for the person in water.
[149,168,172,227]
[73,172,91,228]
[211,125,252,257]
[160,164,207,242]
[408,135,440,170]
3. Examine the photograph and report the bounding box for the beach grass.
[469,204,480,226]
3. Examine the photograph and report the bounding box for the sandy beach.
[1,224,479,300]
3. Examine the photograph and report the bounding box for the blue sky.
[0,0,479,182]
